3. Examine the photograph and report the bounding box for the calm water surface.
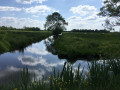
[0,36,90,82]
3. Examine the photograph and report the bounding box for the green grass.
[1,60,120,90]
[0,30,52,54]
[52,32,120,61]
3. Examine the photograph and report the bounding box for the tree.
[44,12,68,35]
[98,0,120,30]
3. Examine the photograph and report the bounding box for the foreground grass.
[1,60,120,90]
[0,30,52,54]
[52,32,120,60]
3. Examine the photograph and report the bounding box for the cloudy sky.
[0,0,109,30]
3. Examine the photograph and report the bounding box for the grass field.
[0,30,52,54]
[52,32,120,61]
[1,31,120,90]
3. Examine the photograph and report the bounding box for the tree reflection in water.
[44,36,78,64]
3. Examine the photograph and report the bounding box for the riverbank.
[0,30,52,54]
[53,32,120,61]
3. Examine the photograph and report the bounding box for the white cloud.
[26,41,49,55]
[0,6,21,11]
[0,5,58,15]
[0,66,46,81]
[18,55,65,67]
[16,0,47,4]
[67,5,109,30]
[24,5,57,15]
[68,16,83,21]
[26,47,48,55]
[0,66,20,78]
[67,15,106,30]
[18,55,56,66]
[32,15,40,18]
[85,15,98,20]
[0,17,44,29]
[70,5,97,16]
[67,15,119,31]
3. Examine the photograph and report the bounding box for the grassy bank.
[52,32,120,60]
[0,30,52,54]
[1,60,120,90]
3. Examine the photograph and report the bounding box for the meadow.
[0,31,120,90]
[0,30,52,54]
[52,32,120,61]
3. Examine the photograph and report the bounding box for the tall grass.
[1,60,120,90]
[52,32,120,60]
[0,30,52,54]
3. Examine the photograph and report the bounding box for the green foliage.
[21,67,30,90]
[1,60,120,90]
[45,12,68,35]
[51,32,120,61]
[0,26,41,31]
[98,0,120,30]
[71,29,109,32]
[24,26,40,31]
[0,26,16,30]
[0,31,52,54]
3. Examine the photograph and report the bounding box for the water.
[0,36,90,82]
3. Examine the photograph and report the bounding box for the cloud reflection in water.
[26,41,49,55]
[0,66,46,82]
[0,66,20,78]
[18,55,65,67]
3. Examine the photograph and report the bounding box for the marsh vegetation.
[48,32,120,61]
[1,59,120,90]
[0,0,119,89]
[0,30,52,54]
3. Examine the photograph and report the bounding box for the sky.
[0,0,118,31]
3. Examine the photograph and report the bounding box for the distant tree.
[24,26,40,31]
[98,0,120,30]
[44,12,68,35]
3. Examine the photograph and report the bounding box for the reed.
[1,59,120,90]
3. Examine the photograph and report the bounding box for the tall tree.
[44,12,68,35]
[98,0,120,30]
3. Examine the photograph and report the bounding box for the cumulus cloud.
[0,66,20,78]
[26,42,48,55]
[0,66,46,81]
[0,6,21,11]
[85,14,99,21]
[67,5,108,30]
[26,47,48,55]
[24,5,57,15]
[18,55,65,67]
[0,17,44,29]
[67,15,105,30]
[16,0,47,4]
[0,5,57,15]
[30,68,46,80]
[70,5,97,16]
[18,56,47,66]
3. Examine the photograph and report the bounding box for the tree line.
[70,29,110,33]
[0,0,119,34]
[0,26,41,31]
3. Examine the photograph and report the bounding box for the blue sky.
[0,0,111,30]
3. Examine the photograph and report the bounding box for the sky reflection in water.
[0,37,90,82]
